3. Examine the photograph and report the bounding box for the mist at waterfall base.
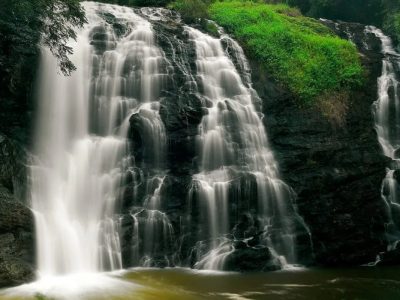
[2,267,400,300]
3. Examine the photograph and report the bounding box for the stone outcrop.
[0,136,34,287]
[252,20,389,266]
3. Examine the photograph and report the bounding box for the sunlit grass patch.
[208,1,363,104]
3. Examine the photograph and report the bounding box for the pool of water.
[1,267,400,299]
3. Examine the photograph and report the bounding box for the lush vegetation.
[382,0,400,45]
[98,0,400,48]
[0,0,86,80]
[168,0,210,22]
[0,0,388,112]
[208,1,363,103]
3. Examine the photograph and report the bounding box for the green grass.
[208,1,363,104]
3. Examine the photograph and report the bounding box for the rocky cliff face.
[0,135,34,287]
[113,9,312,270]
[119,14,389,269]
[0,9,394,287]
[253,20,389,266]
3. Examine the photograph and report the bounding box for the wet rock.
[0,191,32,232]
[120,16,205,270]
[0,187,34,287]
[253,20,388,266]
[225,245,282,272]
[0,136,34,287]
[393,170,400,183]
[0,259,34,287]
[232,214,258,240]
[0,135,29,199]
[98,12,130,37]
[233,240,247,249]
[120,207,175,268]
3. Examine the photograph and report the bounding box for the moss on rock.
[208,1,364,104]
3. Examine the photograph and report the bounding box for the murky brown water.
[1,267,400,300]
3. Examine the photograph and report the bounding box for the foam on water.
[1,273,138,300]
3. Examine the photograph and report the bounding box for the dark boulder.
[224,245,282,272]
[0,135,35,287]
[377,244,400,266]
[0,188,34,287]
[0,259,34,288]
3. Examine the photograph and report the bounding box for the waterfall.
[31,1,167,277]
[29,0,311,276]
[187,26,308,269]
[366,26,400,249]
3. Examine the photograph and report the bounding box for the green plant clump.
[168,0,210,23]
[386,12,400,45]
[383,0,400,46]
[208,1,363,103]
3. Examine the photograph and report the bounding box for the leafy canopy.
[0,0,86,141]
[0,0,86,86]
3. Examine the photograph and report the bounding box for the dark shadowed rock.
[377,244,400,266]
[225,245,282,272]
[118,14,390,269]
[0,187,34,288]
[0,259,34,287]
[252,20,389,266]
[0,135,34,287]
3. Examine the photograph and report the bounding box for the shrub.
[383,12,400,46]
[169,0,209,23]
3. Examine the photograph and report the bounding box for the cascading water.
[27,0,311,279]
[187,26,309,269]
[1,1,319,298]
[31,1,168,277]
[366,26,400,249]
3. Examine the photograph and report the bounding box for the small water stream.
[366,26,400,250]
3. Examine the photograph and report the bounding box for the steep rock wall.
[0,9,394,287]
[252,21,389,266]
[0,135,34,287]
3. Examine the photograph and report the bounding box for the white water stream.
[366,26,400,249]
[187,27,303,269]
[31,1,166,278]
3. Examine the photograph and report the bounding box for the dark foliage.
[169,0,210,23]
[0,0,86,81]
[286,0,400,46]
[0,0,86,141]
[382,0,400,45]
[287,0,383,25]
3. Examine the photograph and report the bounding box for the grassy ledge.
[208,1,363,104]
